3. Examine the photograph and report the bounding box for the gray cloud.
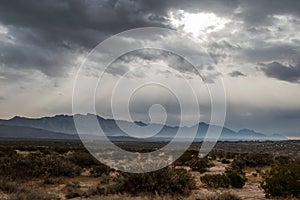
[108,49,199,77]
[0,0,300,136]
[228,71,246,77]
[1,0,300,77]
[261,61,300,83]
[0,36,74,76]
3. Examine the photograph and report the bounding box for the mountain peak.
[239,128,255,133]
[10,116,24,120]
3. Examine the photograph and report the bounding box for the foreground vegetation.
[0,140,299,199]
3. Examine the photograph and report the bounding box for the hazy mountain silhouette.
[0,114,288,141]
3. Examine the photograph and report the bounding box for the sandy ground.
[188,160,266,200]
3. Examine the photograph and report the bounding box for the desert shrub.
[221,159,230,164]
[38,148,52,155]
[16,146,39,152]
[200,174,231,188]
[206,192,241,200]
[51,146,71,154]
[99,174,111,184]
[116,167,195,195]
[43,155,81,177]
[261,163,300,198]
[0,147,16,157]
[65,182,84,199]
[225,152,238,160]
[175,150,199,166]
[83,184,119,197]
[68,152,99,167]
[231,153,273,169]
[90,164,111,177]
[0,153,43,179]
[274,155,292,165]
[43,176,62,185]
[64,181,112,199]
[225,168,247,188]
[10,191,60,200]
[0,180,59,200]
[208,150,225,160]
[187,157,212,173]
[0,153,81,180]
[0,179,59,200]
[0,180,20,193]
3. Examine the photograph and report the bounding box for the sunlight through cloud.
[170,10,229,37]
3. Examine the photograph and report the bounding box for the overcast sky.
[0,0,300,137]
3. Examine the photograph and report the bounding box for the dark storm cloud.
[0,0,171,76]
[261,61,300,83]
[228,71,246,77]
[0,0,170,49]
[0,35,73,76]
[236,0,300,26]
[241,44,298,63]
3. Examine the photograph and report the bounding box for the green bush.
[200,174,231,188]
[225,168,247,188]
[261,164,300,198]
[116,167,196,195]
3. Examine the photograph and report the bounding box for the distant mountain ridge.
[0,124,78,140]
[0,114,288,141]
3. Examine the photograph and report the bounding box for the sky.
[0,0,300,137]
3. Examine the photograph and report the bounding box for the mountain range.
[0,114,288,141]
